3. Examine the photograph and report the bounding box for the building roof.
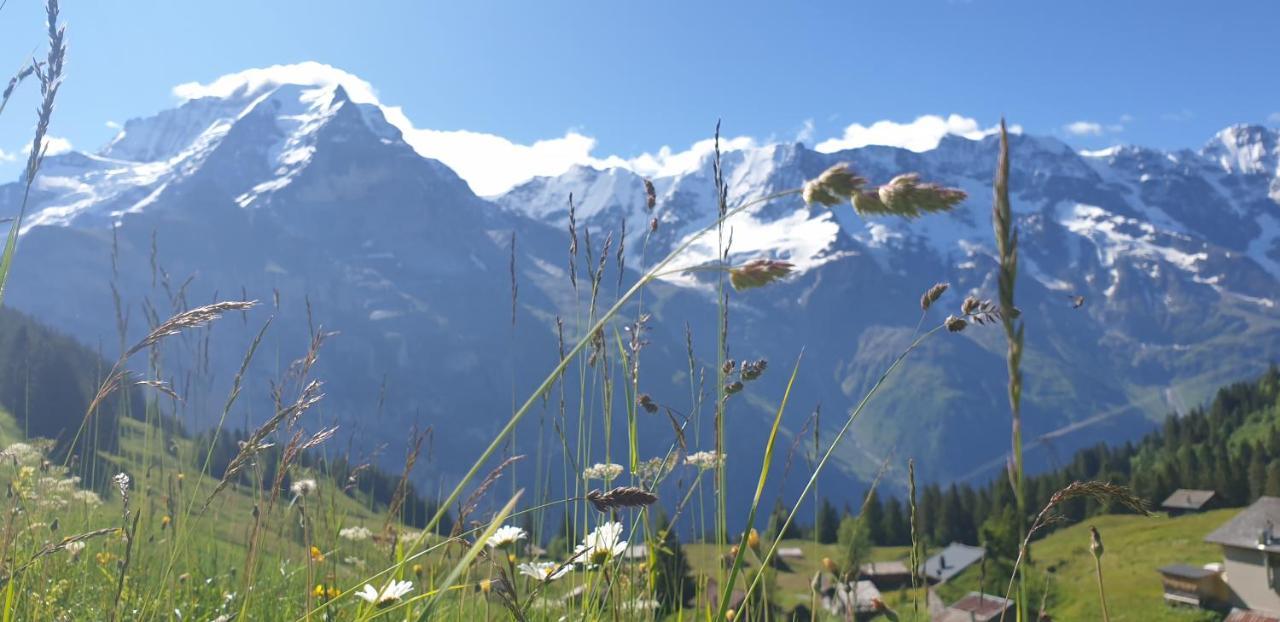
[1157,564,1219,580]
[1225,609,1280,622]
[859,560,911,576]
[921,542,985,583]
[935,592,1014,622]
[1206,497,1280,551]
[1162,489,1219,510]
[820,580,882,615]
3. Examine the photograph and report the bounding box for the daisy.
[574,521,628,567]
[582,463,623,482]
[356,579,414,607]
[486,525,527,550]
[518,561,571,582]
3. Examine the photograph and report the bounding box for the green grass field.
[677,511,1239,621]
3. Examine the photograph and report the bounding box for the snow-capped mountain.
[3,65,1279,505]
[498,122,1280,484]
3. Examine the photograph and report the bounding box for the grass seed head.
[729,259,794,291]
[803,163,867,207]
[921,282,949,311]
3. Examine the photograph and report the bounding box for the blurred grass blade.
[415,490,522,621]
[715,351,802,621]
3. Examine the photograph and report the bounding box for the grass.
[0,4,1214,618]
[939,510,1233,621]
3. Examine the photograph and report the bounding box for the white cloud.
[22,136,72,156]
[171,65,1022,195]
[105,120,121,130]
[172,61,380,104]
[1064,120,1126,136]
[813,114,1011,153]
[0,148,15,163]
[1064,121,1104,136]
[173,63,763,195]
[1161,109,1194,122]
[795,119,815,144]
[1268,112,1280,125]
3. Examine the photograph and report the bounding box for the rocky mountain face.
[3,68,1278,514]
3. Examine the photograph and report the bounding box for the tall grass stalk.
[395,184,803,571]
[713,353,801,621]
[743,324,946,607]
[991,119,1029,620]
[0,0,65,308]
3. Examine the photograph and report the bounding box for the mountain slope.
[2,64,1278,505]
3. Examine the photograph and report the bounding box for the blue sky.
[0,0,1276,192]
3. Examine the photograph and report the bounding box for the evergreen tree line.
[790,367,1280,560]
[191,426,453,533]
[0,308,143,463]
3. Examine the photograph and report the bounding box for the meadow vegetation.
[0,2,1252,621]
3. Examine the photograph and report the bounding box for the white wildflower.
[518,561,571,582]
[72,489,103,506]
[343,556,366,569]
[113,472,130,495]
[574,521,628,567]
[65,540,85,558]
[289,478,317,498]
[356,579,414,607]
[1,442,42,465]
[582,463,623,482]
[486,525,527,550]
[634,456,676,484]
[339,526,372,541]
[685,451,726,470]
[621,599,659,612]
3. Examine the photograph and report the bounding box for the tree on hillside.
[979,506,1019,561]
[837,513,873,575]
[882,497,907,546]
[652,512,694,615]
[1249,449,1267,501]
[814,498,839,544]
[765,500,802,543]
[862,490,885,544]
[1266,460,1280,498]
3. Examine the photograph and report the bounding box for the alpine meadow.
[1,2,1279,620]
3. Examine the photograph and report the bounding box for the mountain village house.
[1162,489,1224,516]
[1162,497,1280,616]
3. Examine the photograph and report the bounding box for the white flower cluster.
[0,442,44,465]
[582,463,624,482]
[685,450,726,470]
[339,525,373,541]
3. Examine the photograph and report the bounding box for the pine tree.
[1266,460,1280,498]
[652,512,694,615]
[882,497,906,546]
[1249,447,1267,502]
[862,490,885,544]
[814,498,840,544]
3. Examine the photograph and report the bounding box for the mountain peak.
[170,62,380,106]
[1202,123,1279,176]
